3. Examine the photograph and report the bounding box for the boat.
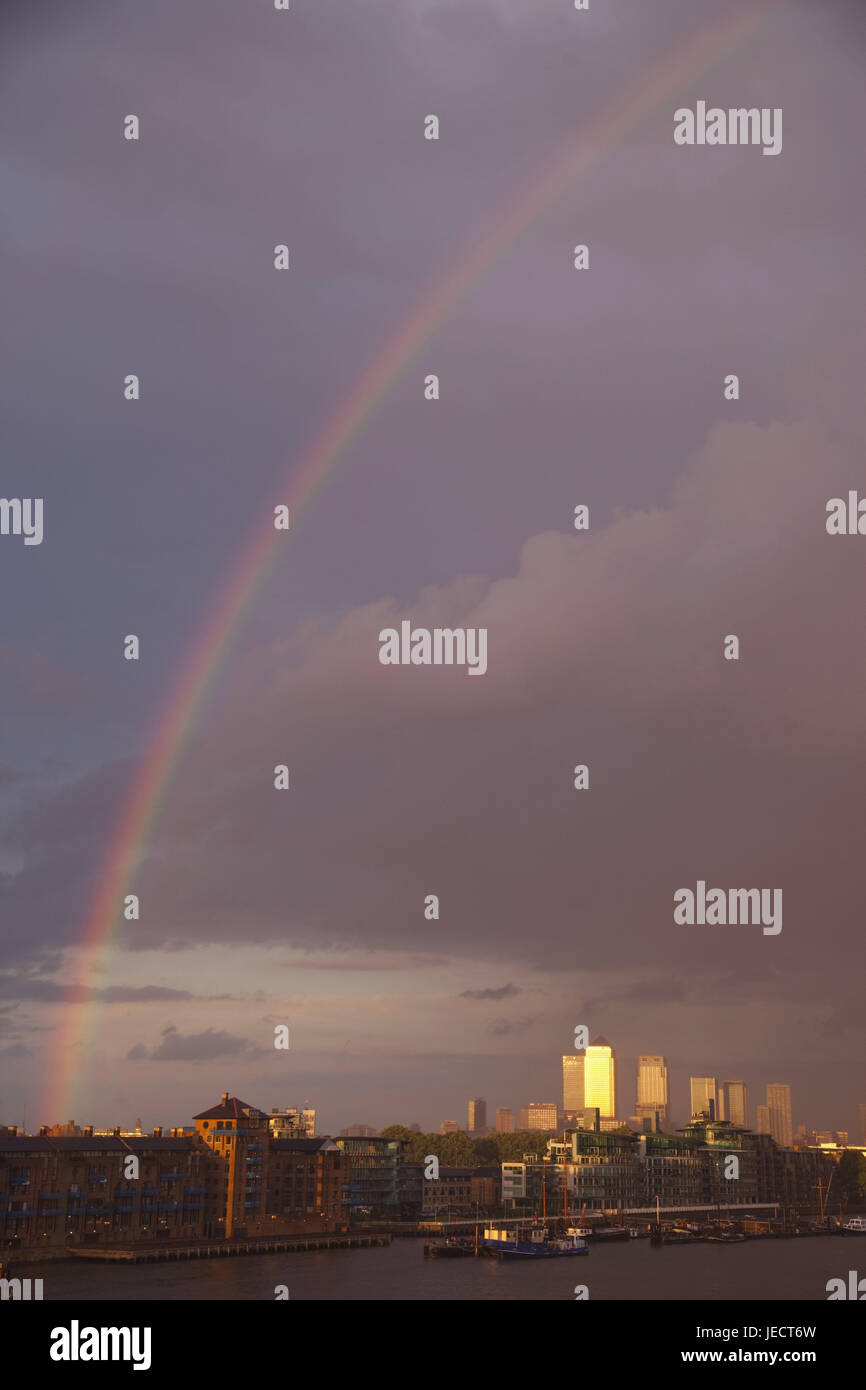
[628,1226,651,1239]
[424,1237,476,1258]
[481,1223,589,1258]
[842,1216,866,1234]
[591,1225,630,1241]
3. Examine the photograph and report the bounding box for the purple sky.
[1,0,865,1137]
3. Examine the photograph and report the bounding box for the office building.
[636,1056,668,1123]
[720,1081,748,1130]
[562,1055,585,1111]
[584,1038,616,1119]
[495,1107,515,1133]
[519,1102,560,1132]
[756,1104,771,1135]
[766,1084,793,1149]
[690,1077,717,1120]
[467,1097,487,1133]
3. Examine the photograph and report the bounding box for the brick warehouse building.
[0,1094,350,1255]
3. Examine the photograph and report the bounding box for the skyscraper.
[562,1054,585,1111]
[495,1107,514,1133]
[690,1077,717,1119]
[721,1080,748,1129]
[584,1038,616,1119]
[756,1105,771,1135]
[519,1102,560,1131]
[766,1084,793,1149]
[636,1056,668,1122]
[467,1097,487,1133]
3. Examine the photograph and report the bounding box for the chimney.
[221,1092,229,1107]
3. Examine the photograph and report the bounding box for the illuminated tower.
[584,1037,616,1119]
[636,1055,668,1123]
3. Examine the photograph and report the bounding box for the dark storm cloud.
[0,977,196,1004]
[2,0,864,1129]
[461,984,520,1001]
[127,1026,261,1063]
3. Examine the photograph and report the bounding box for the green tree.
[836,1150,866,1202]
[378,1125,413,1142]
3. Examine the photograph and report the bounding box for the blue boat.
[481,1223,589,1258]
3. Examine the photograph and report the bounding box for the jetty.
[67,1232,390,1264]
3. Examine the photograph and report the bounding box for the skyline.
[2,1,865,1144]
[7,1045,861,1144]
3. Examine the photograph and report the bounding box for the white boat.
[481,1223,589,1258]
[842,1216,866,1234]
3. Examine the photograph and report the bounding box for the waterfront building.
[267,1136,348,1225]
[193,1093,273,1239]
[0,1128,207,1251]
[268,1107,316,1139]
[420,1166,474,1216]
[332,1134,405,1215]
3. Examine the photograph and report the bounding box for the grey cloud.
[127,1027,262,1063]
[461,984,520,1001]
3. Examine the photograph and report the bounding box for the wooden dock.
[68,1233,391,1263]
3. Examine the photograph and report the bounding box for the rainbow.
[45,0,779,1124]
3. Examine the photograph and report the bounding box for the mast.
[563,1145,568,1223]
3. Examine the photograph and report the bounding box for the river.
[25,1234,856,1301]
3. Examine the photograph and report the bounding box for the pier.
[67,1232,391,1264]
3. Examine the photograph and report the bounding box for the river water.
[26,1235,858,1301]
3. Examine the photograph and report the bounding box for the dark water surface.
[27,1235,858,1301]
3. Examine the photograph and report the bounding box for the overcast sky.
[1,0,864,1137]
